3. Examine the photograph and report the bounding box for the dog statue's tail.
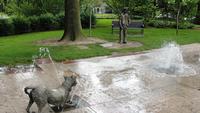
[24,87,34,96]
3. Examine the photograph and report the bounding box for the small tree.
[168,0,198,35]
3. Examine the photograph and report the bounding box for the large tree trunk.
[59,0,83,41]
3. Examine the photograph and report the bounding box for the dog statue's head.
[63,70,79,88]
[64,75,77,87]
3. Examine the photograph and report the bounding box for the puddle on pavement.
[0,65,35,75]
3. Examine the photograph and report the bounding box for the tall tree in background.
[59,0,83,41]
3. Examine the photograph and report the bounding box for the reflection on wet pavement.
[1,43,200,113]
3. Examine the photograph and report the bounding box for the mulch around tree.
[35,37,143,49]
[35,37,107,46]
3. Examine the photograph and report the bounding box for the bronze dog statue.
[24,74,77,113]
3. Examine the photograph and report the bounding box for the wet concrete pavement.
[1,43,200,113]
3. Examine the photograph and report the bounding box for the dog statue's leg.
[38,107,42,113]
[48,107,55,113]
[26,99,34,113]
[60,104,65,112]
[37,103,46,113]
[65,100,77,108]
[40,103,55,113]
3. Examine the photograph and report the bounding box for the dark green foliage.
[194,1,200,25]
[5,0,64,16]
[147,19,194,29]
[0,18,14,36]
[28,16,40,31]
[38,13,59,31]
[12,16,30,34]
[2,12,72,36]
[81,13,96,28]
[179,21,194,29]
[193,18,200,25]
[147,20,175,28]
[55,13,65,29]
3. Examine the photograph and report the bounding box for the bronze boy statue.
[119,7,130,44]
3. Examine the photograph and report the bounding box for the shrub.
[55,13,64,29]
[28,16,40,32]
[193,17,200,25]
[0,12,99,36]
[12,16,30,34]
[81,13,96,28]
[179,22,194,29]
[146,19,193,29]
[38,13,59,31]
[146,20,173,28]
[0,18,14,36]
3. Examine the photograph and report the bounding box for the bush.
[12,16,30,34]
[146,20,175,28]
[146,19,193,29]
[0,18,14,36]
[0,12,98,36]
[193,17,200,25]
[38,13,59,31]
[179,22,194,29]
[55,13,65,29]
[81,13,96,28]
[28,16,40,31]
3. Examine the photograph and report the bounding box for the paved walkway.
[1,43,200,113]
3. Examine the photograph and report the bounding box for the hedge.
[38,13,59,31]
[0,18,14,36]
[193,17,200,25]
[28,16,40,31]
[146,20,194,29]
[0,13,96,36]
[81,13,96,28]
[12,16,30,34]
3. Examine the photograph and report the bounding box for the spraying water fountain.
[149,42,196,76]
[29,48,89,112]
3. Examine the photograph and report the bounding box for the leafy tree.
[157,0,173,19]
[168,0,198,35]
[106,0,156,21]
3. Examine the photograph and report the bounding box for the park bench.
[112,21,144,36]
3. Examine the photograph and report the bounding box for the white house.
[94,3,112,14]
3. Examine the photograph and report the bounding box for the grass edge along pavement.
[0,19,200,66]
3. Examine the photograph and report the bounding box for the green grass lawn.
[0,19,200,66]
